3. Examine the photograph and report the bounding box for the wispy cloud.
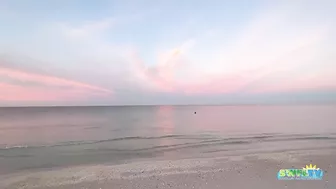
[0,82,96,101]
[130,39,197,92]
[0,66,112,93]
[59,18,115,39]
[129,2,334,96]
[0,62,113,102]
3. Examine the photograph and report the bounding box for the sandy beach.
[1,148,335,189]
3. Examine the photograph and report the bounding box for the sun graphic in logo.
[303,164,319,170]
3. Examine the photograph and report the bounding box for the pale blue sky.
[0,0,335,106]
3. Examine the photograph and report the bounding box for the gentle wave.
[0,124,93,131]
[3,145,29,149]
[0,135,186,150]
[1,133,335,150]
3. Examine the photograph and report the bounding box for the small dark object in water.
[194,112,196,114]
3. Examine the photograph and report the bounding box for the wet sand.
[1,149,335,189]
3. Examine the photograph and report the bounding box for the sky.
[0,0,336,106]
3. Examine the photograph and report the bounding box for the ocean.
[0,105,336,175]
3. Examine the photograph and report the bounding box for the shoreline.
[1,149,335,189]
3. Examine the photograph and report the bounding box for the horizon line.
[1,102,335,108]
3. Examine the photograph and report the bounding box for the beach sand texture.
[1,149,335,189]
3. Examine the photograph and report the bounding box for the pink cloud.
[131,51,177,92]
[0,83,87,101]
[0,66,112,93]
[0,66,112,102]
[125,2,333,97]
[130,24,334,96]
[131,50,276,95]
[132,50,336,96]
[133,61,248,95]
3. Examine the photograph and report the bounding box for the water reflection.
[156,106,175,139]
[155,106,176,157]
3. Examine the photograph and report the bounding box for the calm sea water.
[0,105,336,175]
